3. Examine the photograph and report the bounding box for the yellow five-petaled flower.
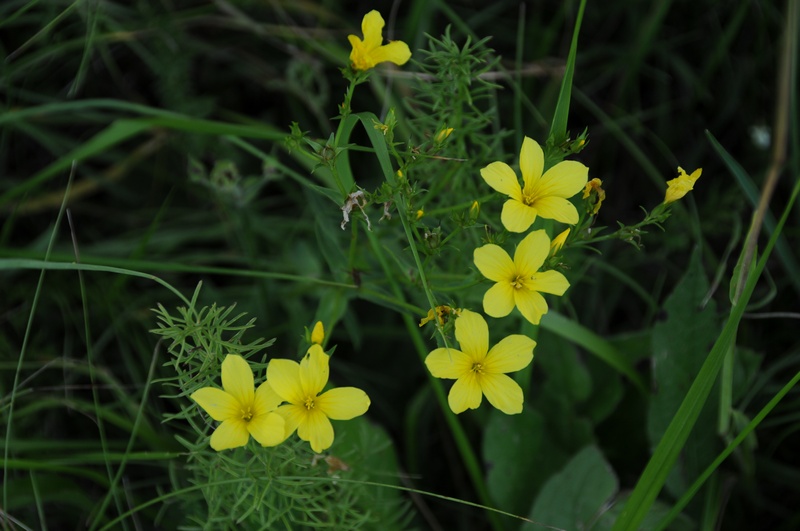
[348,11,411,71]
[191,354,286,451]
[480,137,589,232]
[268,345,370,453]
[474,230,570,325]
[425,310,536,415]
[664,166,702,204]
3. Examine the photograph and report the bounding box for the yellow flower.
[268,345,370,453]
[425,310,535,414]
[582,177,606,215]
[348,11,411,71]
[473,230,570,325]
[480,137,588,232]
[191,355,286,451]
[664,167,702,204]
[416,209,424,220]
[311,321,325,345]
[549,228,570,256]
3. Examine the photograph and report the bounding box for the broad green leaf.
[523,445,618,531]
[532,332,594,451]
[483,408,568,516]
[648,249,720,497]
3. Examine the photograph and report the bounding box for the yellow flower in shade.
[425,310,535,414]
[582,178,606,215]
[474,230,570,325]
[480,137,589,232]
[268,345,370,453]
[549,228,570,256]
[191,355,286,451]
[348,11,411,71]
[311,321,325,345]
[664,167,702,204]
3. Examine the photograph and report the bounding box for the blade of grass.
[3,161,76,513]
[548,0,587,146]
[655,367,800,531]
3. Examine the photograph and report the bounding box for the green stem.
[364,229,503,531]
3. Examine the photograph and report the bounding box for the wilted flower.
[664,167,702,204]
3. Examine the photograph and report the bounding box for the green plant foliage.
[2,0,799,529]
[523,445,618,530]
[647,249,721,497]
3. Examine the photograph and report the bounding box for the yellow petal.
[300,345,329,397]
[513,230,549,277]
[519,137,544,191]
[473,243,515,282]
[454,310,489,362]
[347,36,371,70]
[531,195,579,224]
[482,281,516,318]
[221,354,254,409]
[370,41,412,66]
[248,412,286,447]
[267,358,304,405]
[316,387,370,420]
[480,162,522,200]
[480,373,525,414]
[501,198,537,233]
[514,289,549,325]
[448,373,483,413]
[275,403,305,439]
[425,347,473,379]
[530,270,570,296]
[209,419,249,451]
[484,335,535,374]
[297,408,335,453]
[360,10,385,50]
[253,381,282,416]
[191,387,238,421]
[536,160,589,198]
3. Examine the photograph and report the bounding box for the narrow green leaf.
[548,0,588,145]
[0,119,150,207]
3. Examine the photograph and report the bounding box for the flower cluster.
[423,137,588,415]
[192,323,370,453]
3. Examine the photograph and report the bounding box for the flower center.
[471,363,485,374]
[521,190,539,207]
[512,275,534,290]
[304,396,316,410]
[240,405,253,422]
